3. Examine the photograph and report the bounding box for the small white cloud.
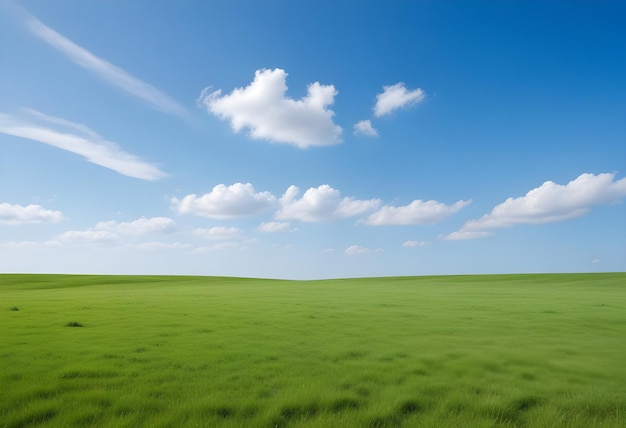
[198,68,342,148]
[445,172,626,240]
[172,183,276,219]
[95,217,176,235]
[193,226,243,240]
[276,185,380,222]
[444,231,494,241]
[23,12,186,117]
[345,245,370,255]
[0,202,64,225]
[344,245,383,255]
[353,120,378,137]
[402,240,430,247]
[364,199,471,226]
[0,111,166,180]
[374,82,426,117]
[258,221,296,232]
[591,259,600,264]
[58,230,120,244]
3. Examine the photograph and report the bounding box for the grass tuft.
[65,321,84,327]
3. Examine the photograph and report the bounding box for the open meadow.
[1,273,625,427]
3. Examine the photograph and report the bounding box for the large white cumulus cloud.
[172,183,276,219]
[198,68,342,148]
[276,185,380,222]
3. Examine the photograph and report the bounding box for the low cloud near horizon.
[446,172,626,240]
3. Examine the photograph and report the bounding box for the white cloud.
[444,231,494,241]
[24,13,186,117]
[172,183,276,219]
[0,111,166,180]
[345,245,370,255]
[133,242,190,251]
[353,120,378,137]
[364,199,471,225]
[0,202,64,225]
[445,172,626,240]
[95,217,176,235]
[344,245,383,255]
[193,226,243,240]
[58,230,120,244]
[402,240,430,247]
[374,82,426,117]
[258,221,296,232]
[198,68,342,148]
[276,185,380,222]
[592,259,600,264]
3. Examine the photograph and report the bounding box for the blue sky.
[1,0,625,279]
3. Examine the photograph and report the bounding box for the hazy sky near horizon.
[1,0,625,279]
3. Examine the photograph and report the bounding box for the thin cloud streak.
[0,111,167,181]
[24,13,187,118]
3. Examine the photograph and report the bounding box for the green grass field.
[1,273,625,427]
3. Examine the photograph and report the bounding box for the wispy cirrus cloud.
[445,172,626,240]
[198,68,342,148]
[22,10,187,118]
[0,202,64,225]
[0,110,166,180]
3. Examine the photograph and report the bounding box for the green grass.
[1,273,625,427]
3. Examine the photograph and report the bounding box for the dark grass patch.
[10,306,19,311]
[398,399,422,415]
[486,399,540,427]
[270,403,319,426]
[330,397,361,412]
[30,389,57,400]
[9,408,57,428]
[65,321,84,327]
[512,395,542,412]
[60,370,118,380]
[204,406,236,418]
